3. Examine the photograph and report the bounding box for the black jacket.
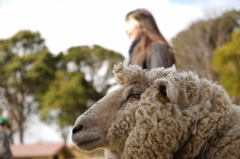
[129,41,170,69]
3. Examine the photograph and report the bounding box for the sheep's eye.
[132,92,141,98]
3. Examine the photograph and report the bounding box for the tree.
[212,29,240,101]
[0,31,56,143]
[171,10,240,81]
[65,45,125,93]
[40,71,101,143]
[39,45,124,142]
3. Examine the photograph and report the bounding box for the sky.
[1,0,239,58]
[0,0,240,145]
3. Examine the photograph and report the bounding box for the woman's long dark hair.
[126,9,175,67]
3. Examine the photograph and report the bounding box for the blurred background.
[0,0,240,158]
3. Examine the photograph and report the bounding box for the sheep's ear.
[113,63,145,85]
[156,79,178,103]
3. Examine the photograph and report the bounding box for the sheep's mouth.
[76,137,101,148]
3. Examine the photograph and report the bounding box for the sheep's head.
[71,64,146,152]
[71,64,174,154]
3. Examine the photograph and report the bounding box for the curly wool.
[106,64,240,159]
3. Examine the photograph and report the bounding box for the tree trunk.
[18,120,24,144]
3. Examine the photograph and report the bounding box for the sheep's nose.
[72,124,84,134]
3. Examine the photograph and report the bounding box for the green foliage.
[10,30,46,53]
[40,71,102,128]
[2,50,56,93]
[0,30,51,100]
[213,29,240,97]
[27,50,57,95]
[65,45,124,93]
[66,45,124,66]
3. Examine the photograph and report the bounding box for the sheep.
[72,63,240,159]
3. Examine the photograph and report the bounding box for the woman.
[125,8,175,69]
[0,118,12,159]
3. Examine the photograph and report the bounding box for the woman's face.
[125,17,144,43]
